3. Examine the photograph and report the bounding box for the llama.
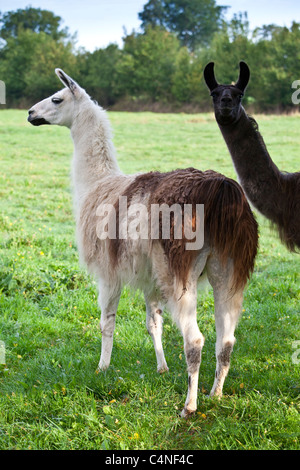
[28,69,258,417]
[204,61,300,252]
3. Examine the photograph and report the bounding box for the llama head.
[28,69,87,128]
[204,61,250,125]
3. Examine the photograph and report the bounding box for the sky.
[0,0,299,51]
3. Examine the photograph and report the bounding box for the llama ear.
[55,68,78,95]
[204,62,219,91]
[235,61,250,92]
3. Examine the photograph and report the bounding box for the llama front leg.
[97,281,121,372]
[145,294,168,373]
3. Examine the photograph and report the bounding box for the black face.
[210,85,244,125]
[204,61,250,126]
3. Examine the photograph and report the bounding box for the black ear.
[235,61,250,92]
[55,68,78,95]
[204,62,219,91]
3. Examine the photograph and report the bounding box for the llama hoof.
[157,365,169,374]
[209,389,222,399]
[96,363,109,373]
[180,406,196,418]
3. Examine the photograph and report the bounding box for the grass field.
[0,109,299,450]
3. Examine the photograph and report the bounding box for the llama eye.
[210,92,218,98]
[52,97,63,104]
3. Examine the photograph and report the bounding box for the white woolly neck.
[70,97,121,207]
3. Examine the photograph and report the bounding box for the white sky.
[0,0,299,51]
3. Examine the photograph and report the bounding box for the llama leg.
[170,286,204,417]
[97,281,121,372]
[207,257,244,397]
[210,289,243,397]
[145,294,168,373]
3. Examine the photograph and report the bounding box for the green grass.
[0,109,299,450]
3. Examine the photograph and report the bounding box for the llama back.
[108,168,258,292]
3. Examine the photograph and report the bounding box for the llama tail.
[203,176,259,292]
[161,171,259,293]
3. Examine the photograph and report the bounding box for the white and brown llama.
[28,69,258,417]
[204,61,300,252]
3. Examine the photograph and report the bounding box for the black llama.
[204,61,300,252]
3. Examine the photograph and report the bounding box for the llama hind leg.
[207,257,244,397]
[97,280,121,372]
[169,286,204,417]
[145,294,168,373]
[210,289,243,398]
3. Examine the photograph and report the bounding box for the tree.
[0,6,70,41]
[206,13,253,84]
[252,22,300,109]
[171,46,193,102]
[0,28,77,105]
[138,0,228,50]
[0,7,77,105]
[117,27,181,101]
[81,44,123,106]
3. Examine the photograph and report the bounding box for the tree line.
[0,2,300,111]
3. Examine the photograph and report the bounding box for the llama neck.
[70,102,121,205]
[218,109,284,221]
